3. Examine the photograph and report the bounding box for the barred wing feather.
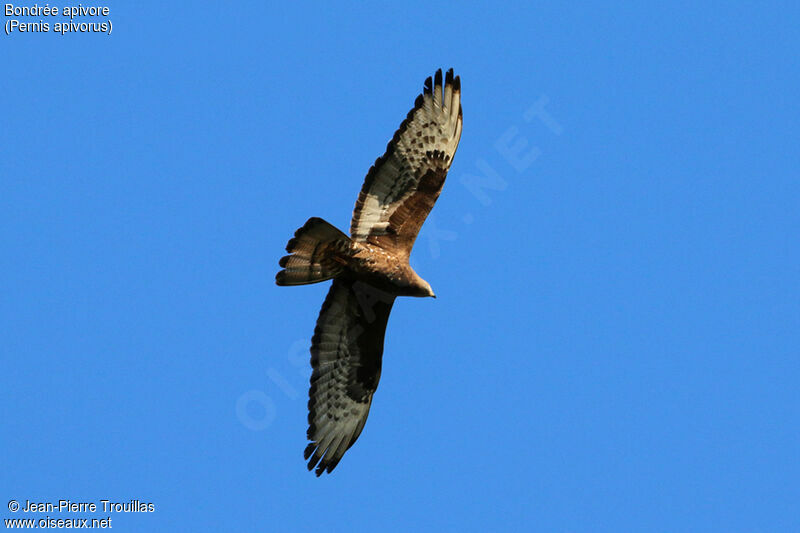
[350,68,463,256]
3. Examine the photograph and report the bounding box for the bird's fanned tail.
[276,217,351,286]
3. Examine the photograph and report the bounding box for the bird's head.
[417,279,436,299]
[425,282,436,299]
[408,268,436,298]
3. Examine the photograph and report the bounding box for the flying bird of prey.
[276,68,463,476]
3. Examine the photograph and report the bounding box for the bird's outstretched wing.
[305,278,396,476]
[350,68,463,257]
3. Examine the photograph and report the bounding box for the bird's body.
[276,68,462,475]
[343,241,433,296]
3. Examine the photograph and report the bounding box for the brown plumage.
[276,68,463,475]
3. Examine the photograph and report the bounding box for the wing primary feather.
[304,442,315,460]
[434,69,443,107]
[319,433,348,474]
[324,435,350,473]
[307,448,321,470]
[444,68,454,110]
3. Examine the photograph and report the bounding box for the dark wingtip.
[306,443,324,472]
[434,68,443,88]
[275,271,286,285]
[325,458,340,473]
[445,68,454,85]
[304,443,315,460]
[453,75,461,92]
[424,76,433,94]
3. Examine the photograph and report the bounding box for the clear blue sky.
[2,2,799,531]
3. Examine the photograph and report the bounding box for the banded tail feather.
[276,217,351,286]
